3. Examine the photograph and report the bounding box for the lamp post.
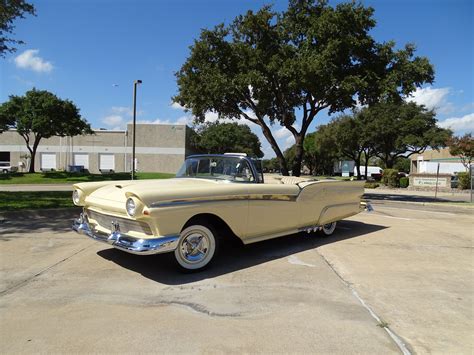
[131,79,142,180]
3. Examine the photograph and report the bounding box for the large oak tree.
[174,0,434,176]
[0,89,92,172]
[0,0,36,57]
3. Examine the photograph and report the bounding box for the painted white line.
[287,255,316,268]
[318,251,412,355]
[374,215,412,221]
[350,288,411,355]
[374,205,459,216]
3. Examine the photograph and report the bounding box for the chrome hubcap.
[322,222,336,234]
[179,231,210,263]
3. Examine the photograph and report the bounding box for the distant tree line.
[265,100,452,178]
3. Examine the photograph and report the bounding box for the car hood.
[75,178,248,209]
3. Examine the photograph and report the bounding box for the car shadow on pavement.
[0,208,81,240]
[97,220,387,285]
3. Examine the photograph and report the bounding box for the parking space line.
[316,249,413,355]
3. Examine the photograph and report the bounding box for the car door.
[244,183,300,242]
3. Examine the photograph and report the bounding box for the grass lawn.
[311,175,351,181]
[0,191,75,211]
[0,171,175,184]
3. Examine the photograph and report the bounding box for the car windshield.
[176,156,255,182]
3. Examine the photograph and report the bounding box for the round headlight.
[72,190,81,205]
[126,198,136,216]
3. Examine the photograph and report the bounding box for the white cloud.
[274,126,292,139]
[14,49,53,73]
[177,116,192,125]
[111,106,144,117]
[171,102,186,110]
[102,115,124,127]
[406,87,451,112]
[438,113,474,134]
[111,106,132,116]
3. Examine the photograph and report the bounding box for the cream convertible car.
[72,154,369,271]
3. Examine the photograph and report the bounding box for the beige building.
[410,148,465,175]
[0,124,194,174]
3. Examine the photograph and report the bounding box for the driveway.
[0,204,472,353]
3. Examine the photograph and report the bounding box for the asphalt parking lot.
[1,203,472,354]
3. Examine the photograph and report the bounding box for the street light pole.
[131,79,142,180]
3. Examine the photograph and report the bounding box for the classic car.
[72,154,369,271]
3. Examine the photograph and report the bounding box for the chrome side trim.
[72,213,178,255]
[150,193,298,208]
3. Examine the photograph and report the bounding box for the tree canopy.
[447,133,473,170]
[287,101,450,177]
[174,0,434,176]
[362,101,451,168]
[194,122,263,157]
[0,0,36,57]
[0,89,92,172]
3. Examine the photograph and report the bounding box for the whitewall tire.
[174,224,217,271]
[321,222,337,236]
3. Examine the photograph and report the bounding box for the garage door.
[73,153,89,170]
[41,153,57,171]
[99,154,115,171]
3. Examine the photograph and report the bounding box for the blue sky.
[1,0,473,157]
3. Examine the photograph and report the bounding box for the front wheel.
[174,223,217,272]
[321,222,337,236]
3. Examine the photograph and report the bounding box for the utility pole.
[131,80,142,180]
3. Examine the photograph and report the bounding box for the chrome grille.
[86,209,152,235]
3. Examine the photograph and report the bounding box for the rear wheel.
[321,222,337,236]
[174,223,218,272]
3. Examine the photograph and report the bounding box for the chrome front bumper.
[72,213,179,255]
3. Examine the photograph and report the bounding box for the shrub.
[382,169,399,187]
[457,172,470,190]
[364,182,379,189]
[399,177,409,188]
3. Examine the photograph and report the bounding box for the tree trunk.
[27,136,41,173]
[385,157,394,169]
[28,149,35,173]
[291,135,304,177]
[259,123,290,176]
[364,150,370,180]
[355,159,361,180]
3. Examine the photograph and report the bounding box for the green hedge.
[399,177,409,188]
[382,169,399,188]
[457,172,470,190]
